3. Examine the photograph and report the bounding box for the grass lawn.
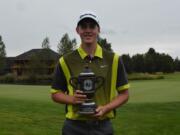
[0,73,180,135]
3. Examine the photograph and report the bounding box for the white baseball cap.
[77,11,100,27]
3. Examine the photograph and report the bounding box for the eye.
[80,23,88,29]
[89,23,96,29]
[79,23,97,29]
[78,17,98,29]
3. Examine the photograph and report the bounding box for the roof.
[15,48,60,60]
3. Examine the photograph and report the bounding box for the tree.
[42,37,50,49]
[0,35,6,74]
[159,53,174,73]
[174,57,180,71]
[97,36,113,52]
[121,54,133,73]
[57,33,77,55]
[147,48,156,55]
[121,47,176,73]
[144,48,174,73]
[144,48,159,73]
[132,54,145,73]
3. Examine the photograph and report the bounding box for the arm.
[95,89,129,117]
[51,90,87,105]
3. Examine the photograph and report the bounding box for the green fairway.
[0,73,180,135]
[0,85,51,102]
[129,79,180,103]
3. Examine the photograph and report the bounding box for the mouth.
[84,34,93,39]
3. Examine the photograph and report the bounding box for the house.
[4,48,60,76]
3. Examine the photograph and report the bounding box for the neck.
[81,42,97,57]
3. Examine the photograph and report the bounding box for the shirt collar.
[77,44,103,59]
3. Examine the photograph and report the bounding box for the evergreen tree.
[57,33,77,55]
[121,54,133,73]
[97,36,113,52]
[132,54,145,73]
[0,35,6,74]
[174,57,180,71]
[42,37,50,49]
[159,53,174,73]
[0,35,6,57]
[144,48,158,73]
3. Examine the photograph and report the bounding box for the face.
[76,19,100,45]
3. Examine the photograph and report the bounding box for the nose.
[83,27,92,32]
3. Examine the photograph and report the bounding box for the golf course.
[0,73,180,135]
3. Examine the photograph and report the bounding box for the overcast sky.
[0,0,180,58]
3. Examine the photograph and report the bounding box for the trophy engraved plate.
[84,79,93,91]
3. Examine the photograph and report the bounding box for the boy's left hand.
[93,105,109,117]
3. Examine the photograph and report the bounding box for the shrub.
[128,73,164,80]
[0,73,15,83]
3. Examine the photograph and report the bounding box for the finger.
[74,95,87,102]
[95,107,102,113]
[75,100,85,104]
[75,94,87,98]
[93,111,103,117]
[75,90,84,94]
[76,97,87,102]
[73,97,86,104]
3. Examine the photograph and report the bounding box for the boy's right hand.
[72,90,87,104]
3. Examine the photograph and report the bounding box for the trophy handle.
[95,76,104,90]
[69,77,78,89]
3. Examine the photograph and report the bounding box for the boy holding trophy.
[51,11,130,135]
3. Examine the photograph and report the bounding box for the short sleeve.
[50,62,67,94]
[116,57,130,91]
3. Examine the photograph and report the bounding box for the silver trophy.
[69,65,104,114]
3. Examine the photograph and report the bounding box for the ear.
[76,27,80,34]
[98,27,100,33]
